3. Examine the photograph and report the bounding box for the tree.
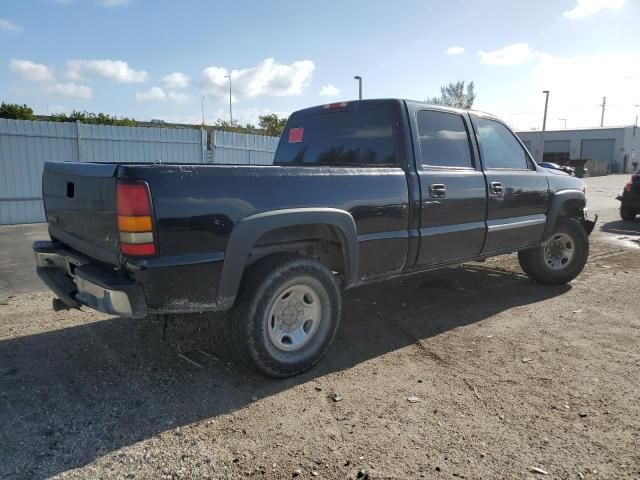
[0,102,34,120]
[258,113,288,137]
[427,81,476,109]
[49,110,136,126]
[211,114,288,137]
[212,119,260,135]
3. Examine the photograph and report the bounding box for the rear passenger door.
[471,115,549,254]
[413,108,487,268]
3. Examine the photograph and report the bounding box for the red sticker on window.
[288,127,304,143]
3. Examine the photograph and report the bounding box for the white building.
[517,125,640,176]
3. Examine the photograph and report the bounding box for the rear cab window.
[274,102,397,167]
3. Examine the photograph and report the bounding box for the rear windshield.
[274,103,397,167]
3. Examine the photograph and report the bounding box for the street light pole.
[354,75,362,100]
[559,118,567,129]
[201,96,205,127]
[542,90,550,131]
[225,74,233,123]
[540,90,550,163]
[634,104,639,138]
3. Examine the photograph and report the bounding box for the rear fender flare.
[217,208,359,308]
[543,189,586,239]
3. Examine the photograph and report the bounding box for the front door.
[472,115,549,255]
[413,108,487,268]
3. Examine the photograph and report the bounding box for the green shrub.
[0,102,34,120]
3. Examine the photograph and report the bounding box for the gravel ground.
[0,175,639,479]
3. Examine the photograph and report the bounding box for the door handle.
[429,183,447,198]
[489,181,503,196]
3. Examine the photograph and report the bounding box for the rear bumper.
[34,241,147,318]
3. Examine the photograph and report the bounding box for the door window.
[476,117,530,169]
[417,110,473,168]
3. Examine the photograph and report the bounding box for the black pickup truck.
[34,99,595,377]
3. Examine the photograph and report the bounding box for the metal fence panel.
[0,119,79,224]
[211,130,278,165]
[77,123,203,164]
[0,119,205,224]
[0,119,277,224]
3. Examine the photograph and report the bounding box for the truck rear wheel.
[518,217,589,285]
[620,206,637,221]
[216,254,341,378]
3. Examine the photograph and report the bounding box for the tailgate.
[43,161,121,265]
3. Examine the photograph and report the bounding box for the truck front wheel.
[518,217,589,285]
[217,254,341,378]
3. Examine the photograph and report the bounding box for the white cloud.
[167,91,190,104]
[67,59,147,83]
[479,43,539,66]
[201,58,315,99]
[319,84,340,97]
[162,72,190,89]
[0,18,23,32]
[446,46,465,55]
[491,51,640,130]
[531,53,640,110]
[136,86,166,101]
[48,82,92,99]
[136,87,191,104]
[9,59,55,82]
[563,0,625,19]
[98,0,130,6]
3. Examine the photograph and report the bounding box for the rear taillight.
[116,181,156,256]
[625,182,633,192]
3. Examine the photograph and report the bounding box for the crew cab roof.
[290,98,501,122]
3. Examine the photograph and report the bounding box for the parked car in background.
[617,170,640,221]
[539,162,576,176]
[33,99,595,378]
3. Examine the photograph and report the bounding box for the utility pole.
[225,74,233,123]
[600,96,606,127]
[559,118,567,129]
[354,75,362,100]
[540,90,550,163]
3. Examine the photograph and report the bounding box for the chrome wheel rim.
[543,232,575,271]
[267,283,322,352]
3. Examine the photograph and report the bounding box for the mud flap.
[581,214,597,236]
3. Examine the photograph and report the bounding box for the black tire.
[518,217,589,285]
[620,206,637,221]
[213,253,341,378]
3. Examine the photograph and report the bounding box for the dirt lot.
[1,175,639,480]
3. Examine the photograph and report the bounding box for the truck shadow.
[600,218,640,236]
[0,264,569,479]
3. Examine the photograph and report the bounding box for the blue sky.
[2,0,639,130]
